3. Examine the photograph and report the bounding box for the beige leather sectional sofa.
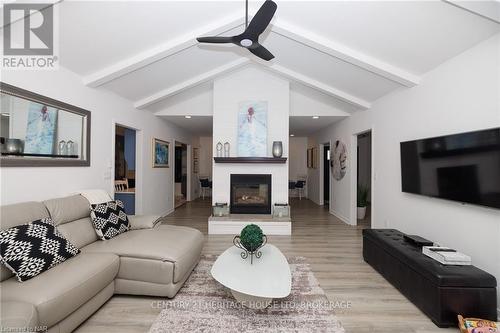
[0,194,204,333]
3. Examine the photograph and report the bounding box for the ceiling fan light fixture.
[240,39,253,47]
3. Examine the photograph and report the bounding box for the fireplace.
[230,174,271,214]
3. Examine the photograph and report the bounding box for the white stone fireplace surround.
[212,67,290,209]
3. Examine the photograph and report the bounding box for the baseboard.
[330,209,349,225]
[161,208,174,218]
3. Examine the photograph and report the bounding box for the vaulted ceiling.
[53,1,500,134]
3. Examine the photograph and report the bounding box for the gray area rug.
[150,255,345,333]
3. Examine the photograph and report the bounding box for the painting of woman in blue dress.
[24,103,58,154]
[238,101,267,157]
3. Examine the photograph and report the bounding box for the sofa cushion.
[0,218,80,282]
[43,195,90,226]
[128,215,162,230]
[0,301,38,330]
[0,202,50,282]
[90,200,130,240]
[43,195,98,249]
[1,252,119,328]
[82,224,203,283]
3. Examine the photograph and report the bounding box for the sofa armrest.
[128,215,162,230]
[0,301,39,330]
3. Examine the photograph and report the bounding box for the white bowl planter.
[357,206,367,220]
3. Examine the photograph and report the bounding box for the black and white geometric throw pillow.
[90,200,130,240]
[0,218,80,282]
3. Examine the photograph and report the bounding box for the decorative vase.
[5,139,24,154]
[272,141,283,158]
[66,140,74,155]
[216,142,223,157]
[223,142,230,157]
[58,140,67,155]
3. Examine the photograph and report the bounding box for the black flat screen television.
[400,128,500,209]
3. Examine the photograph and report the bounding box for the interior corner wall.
[313,34,500,305]
[212,66,289,205]
[289,137,308,197]
[0,67,192,216]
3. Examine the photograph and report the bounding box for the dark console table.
[363,229,497,327]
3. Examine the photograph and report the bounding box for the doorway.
[114,125,136,214]
[323,144,330,205]
[174,141,188,208]
[357,131,372,226]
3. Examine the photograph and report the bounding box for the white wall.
[199,136,213,178]
[311,34,500,305]
[0,66,192,216]
[289,136,308,197]
[212,66,289,205]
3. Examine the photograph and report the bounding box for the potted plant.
[233,224,267,264]
[357,184,369,219]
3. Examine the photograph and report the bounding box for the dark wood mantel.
[214,157,287,164]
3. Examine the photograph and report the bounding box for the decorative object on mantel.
[331,140,347,180]
[272,141,283,158]
[224,142,230,157]
[238,101,267,157]
[152,138,169,168]
[233,224,267,264]
[214,157,286,164]
[273,203,290,218]
[5,138,24,154]
[216,142,223,157]
[212,202,229,217]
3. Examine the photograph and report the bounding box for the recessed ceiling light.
[290,134,295,137]
[185,115,192,119]
[312,116,320,119]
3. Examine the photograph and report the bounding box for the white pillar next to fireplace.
[212,66,290,207]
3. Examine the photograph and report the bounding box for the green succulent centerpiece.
[233,224,267,264]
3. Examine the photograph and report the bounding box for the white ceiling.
[289,116,345,137]
[13,1,500,134]
[163,116,214,136]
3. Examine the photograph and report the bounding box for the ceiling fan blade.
[248,43,274,61]
[245,0,277,38]
[196,36,234,44]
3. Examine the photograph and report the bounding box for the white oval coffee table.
[211,244,291,309]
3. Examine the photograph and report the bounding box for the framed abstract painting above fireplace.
[238,101,267,157]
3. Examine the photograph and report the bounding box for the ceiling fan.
[196,0,277,61]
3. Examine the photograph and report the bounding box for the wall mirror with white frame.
[0,82,91,167]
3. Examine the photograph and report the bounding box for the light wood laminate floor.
[76,198,456,333]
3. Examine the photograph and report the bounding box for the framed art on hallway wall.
[152,138,169,168]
